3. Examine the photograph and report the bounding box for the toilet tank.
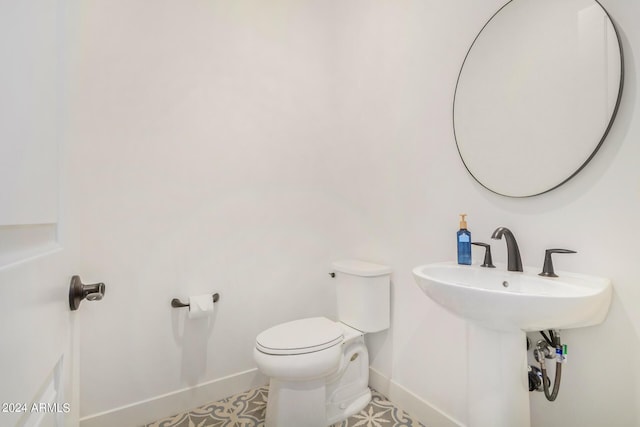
[332,259,391,333]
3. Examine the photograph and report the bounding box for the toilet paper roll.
[188,294,215,319]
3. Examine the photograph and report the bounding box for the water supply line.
[533,329,563,401]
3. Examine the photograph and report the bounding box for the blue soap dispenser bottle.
[457,214,472,265]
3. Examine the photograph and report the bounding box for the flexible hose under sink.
[541,358,562,401]
[538,330,562,401]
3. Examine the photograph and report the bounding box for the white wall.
[64,0,350,419]
[62,0,640,425]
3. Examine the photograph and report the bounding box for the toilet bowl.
[254,260,391,427]
[254,317,371,427]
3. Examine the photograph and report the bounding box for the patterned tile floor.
[144,385,425,427]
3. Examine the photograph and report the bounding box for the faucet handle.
[539,249,576,277]
[472,242,496,268]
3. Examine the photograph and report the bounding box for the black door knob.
[69,275,106,311]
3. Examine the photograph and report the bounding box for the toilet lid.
[256,317,343,355]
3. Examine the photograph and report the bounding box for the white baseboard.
[79,368,268,427]
[369,368,464,427]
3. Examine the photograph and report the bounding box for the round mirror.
[453,0,623,197]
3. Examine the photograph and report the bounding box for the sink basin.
[412,262,612,332]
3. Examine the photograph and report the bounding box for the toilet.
[254,259,391,427]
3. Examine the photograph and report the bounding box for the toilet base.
[325,337,370,424]
[265,378,327,427]
[264,334,371,427]
[264,379,372,427]
[326,387,371,426]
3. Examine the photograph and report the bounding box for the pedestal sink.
[412,262,612,427]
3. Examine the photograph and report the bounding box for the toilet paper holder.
[171,293,220,308]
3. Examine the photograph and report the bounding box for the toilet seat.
[256,317,343,356]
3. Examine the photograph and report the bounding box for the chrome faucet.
[491,227,523,272]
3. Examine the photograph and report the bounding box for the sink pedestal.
[467,324,529,427]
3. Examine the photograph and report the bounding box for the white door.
[0,1,90,426]
[0,250,79,427]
